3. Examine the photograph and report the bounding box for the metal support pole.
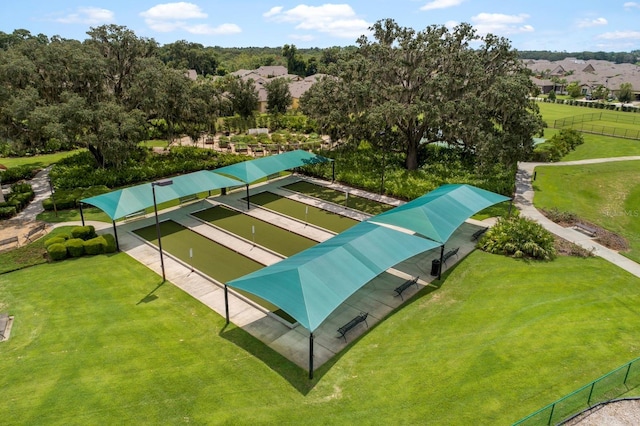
[508,199,513,218]
[79,203,85,226]
[48,179,57,217]
[623,362,632,385]
[309,333,314,380]
[224,285,230,324]
[438,245,445,280]
[332,161,335,182]
[587,382,595,406]
[152,184,166,282]
[245,184,250,210]
[112,220,120,252]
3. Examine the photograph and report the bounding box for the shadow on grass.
[136,280,165,305]
[218,269,455,394]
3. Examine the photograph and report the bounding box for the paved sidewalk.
[515,158,640,279]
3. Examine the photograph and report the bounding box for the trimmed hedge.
[102,233,117,253]
[71,225,96,240]
[65,238,85,258]
[0,182,35,219]
[47,243,68,261]
[44,236,67,248]
[84,236,106,255]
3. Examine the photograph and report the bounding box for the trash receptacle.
[430,259,440,276]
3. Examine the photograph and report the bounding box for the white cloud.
[263,6,283,18]
[186,23,241,35]
[420,0,465,12]
[54,7,115,25]
[623,2,640,9]
[597,30,640,40]
[576,17,608,28]
[140,2,206,20]
[471,13,534,35]
[264,4,371,39]
[140,2,241,36]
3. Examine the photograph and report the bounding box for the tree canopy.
[301,19,544,171]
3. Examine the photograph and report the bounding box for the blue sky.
[1,1,640,51]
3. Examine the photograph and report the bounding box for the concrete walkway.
[515,157,640,279]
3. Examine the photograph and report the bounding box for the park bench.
[24,223,47,243]
[574,222,597,237]
[394,276,419,301]
[124,210,146,222]
[471,227,488,241]
[0,235,19,251]
[443,247,459,265]
[0,313,9,340]
[337,312,369,342]
[179,194,199,205]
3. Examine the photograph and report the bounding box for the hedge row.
[0,182,35,219]
[42,185,110,211]
[50,147,249,190]
[538,97,640,112]
[44,225,117,261]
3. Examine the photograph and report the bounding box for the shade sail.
[81,170,242,220]
[214,150,332,184]
[227,221,440,331]
[368,184,510,243]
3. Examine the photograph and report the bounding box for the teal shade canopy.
[227,221,441,332]
[368,184,510,243]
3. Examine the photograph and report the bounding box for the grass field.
[283,181,394,215]
[192,205,318,257]
[0,149,83,169]
[1,251,640,424]
[247,191,359,233]
[533,160,640,262]
[536,102,638,125]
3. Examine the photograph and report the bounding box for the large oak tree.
[301,19,543,171]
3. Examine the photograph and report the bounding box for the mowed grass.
[536,103,640,159]
[533,160,640,262]
[1,252,640,424]
[0,149,84,169]
[248,191,359,233]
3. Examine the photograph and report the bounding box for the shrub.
[65,238,85,258]
[47,243,68,261]
[71,225,96,240]
[0,206,16,219]
[0,165,38,185]
[44,236,67,248]
[478,216,556,260]
[84,236,106,255]
[102,233,117,253]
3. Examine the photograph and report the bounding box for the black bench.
[394,276,419,301]
[337,312,369,342]
[0,313,9,340]
[124,210,146,222]
[0,236,19,250]
[24,223,47,243]
[471,227,488,241]
[443,247,459,265]
[574,222,597,237]
[179,194,199,205]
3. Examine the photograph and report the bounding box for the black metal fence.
[513,356,640,425]
[553,112,640,140]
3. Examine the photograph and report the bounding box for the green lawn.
[536,102,635,125]
[0,149,84,168]
[533,160,640,262]
[1,251,640,424]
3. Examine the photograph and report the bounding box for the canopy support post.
[112,220,120,252]
[245,184,250,210]
[224,285,230,324]
[309,332,314,380]
[508,198,513,217]
[79,202,85,226]
[438,245,444,280]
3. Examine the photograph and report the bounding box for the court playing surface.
[283,181,394,215]
[246,191,359,233]
[192,205,318,257]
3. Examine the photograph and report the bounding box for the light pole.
[48,179,57,217]
[152,179,173,281]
